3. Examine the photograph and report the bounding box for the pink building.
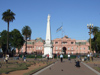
[16,36,90,55]
[53,36,90,55]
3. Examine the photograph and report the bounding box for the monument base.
[44,44,53,58]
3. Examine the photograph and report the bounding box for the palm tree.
[2,9,15,53]
[22,26,32,54]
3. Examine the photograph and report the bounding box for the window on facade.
[71,42,74,44]
[68,52,70,54]
[83,48,85,50]
[76,51,78,53]
[68,47,70,50]
[55,42,58,44]
[36,47,38,50]
[62,42,67,44]
[59,47,61,50]
[40,47,42,50]
[88,47,89,50]
[80,47,82,50]
[39,47,40,50]
[72,52,73,54]
[27,46,32,48]
[76,47,78,50]
[56,47,58,50]
[27,42,32,44]
[28,51,31,54]
[71,47,73,50]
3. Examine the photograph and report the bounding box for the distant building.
[53,36,90,55]
[16,36,90,55]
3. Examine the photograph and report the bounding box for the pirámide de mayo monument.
[44,14,53,58]
[16,14,90,56]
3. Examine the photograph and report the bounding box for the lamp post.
[87,24,93,60]
[79,42,81,55]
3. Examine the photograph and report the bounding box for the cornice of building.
[76,40,87,42]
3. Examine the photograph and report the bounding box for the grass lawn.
[84,58,100,73]
[23,61,53,75]
[0,60,33,73]
[0,58,56,75]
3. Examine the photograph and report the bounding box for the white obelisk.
[44,14,53,58]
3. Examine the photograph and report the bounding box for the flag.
[56,26,63,32]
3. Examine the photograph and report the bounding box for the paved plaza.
[33,59,99,75]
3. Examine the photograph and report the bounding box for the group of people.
[60,53,71,62]
[59,53,81,67]
[87,52,93,61]
[4,52,92,67]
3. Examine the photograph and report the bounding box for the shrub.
[63,55,76,59]
[26,54,42,58]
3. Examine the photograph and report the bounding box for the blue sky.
[0,0,100,40]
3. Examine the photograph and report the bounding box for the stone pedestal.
[44,44,53,58]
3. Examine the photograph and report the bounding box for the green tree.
[0,30,8,54]
[22,26,32,54]
[95,31,100,52]
[0,33,2,49]
[92,26,99,35]
[91,26,100,53]
[0,29,24,55]
[10,29,24,54]
[2,9,15,53]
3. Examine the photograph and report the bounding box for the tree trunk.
[7,21,9,54]
[25,36,27,54]
[18,49,19,54]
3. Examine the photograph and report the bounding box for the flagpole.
[56,23,63,54]
[61,23,63,54]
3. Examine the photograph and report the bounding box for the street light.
[79,42,81,55]
[87,23,93,59]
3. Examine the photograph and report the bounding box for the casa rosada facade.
[16,36,90,55]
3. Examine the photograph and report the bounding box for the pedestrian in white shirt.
[87,53,90,61]
[60,54,63,62]
[68,54,70,60]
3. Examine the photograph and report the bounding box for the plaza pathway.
[32,59,98,75]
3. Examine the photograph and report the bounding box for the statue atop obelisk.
[44,14,53,58]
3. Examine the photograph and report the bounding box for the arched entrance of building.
[62,47,67,55]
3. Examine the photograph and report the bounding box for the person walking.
[47,54,49,60]
[75,58,81,67]
[91,52,93,61]
[68,54,71,62]
[35,54,37,60]
[68,54,70,60]
[87,53,90,61]
[60,53,63,62]
[24,54,26,62]
[5,54,9,63]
